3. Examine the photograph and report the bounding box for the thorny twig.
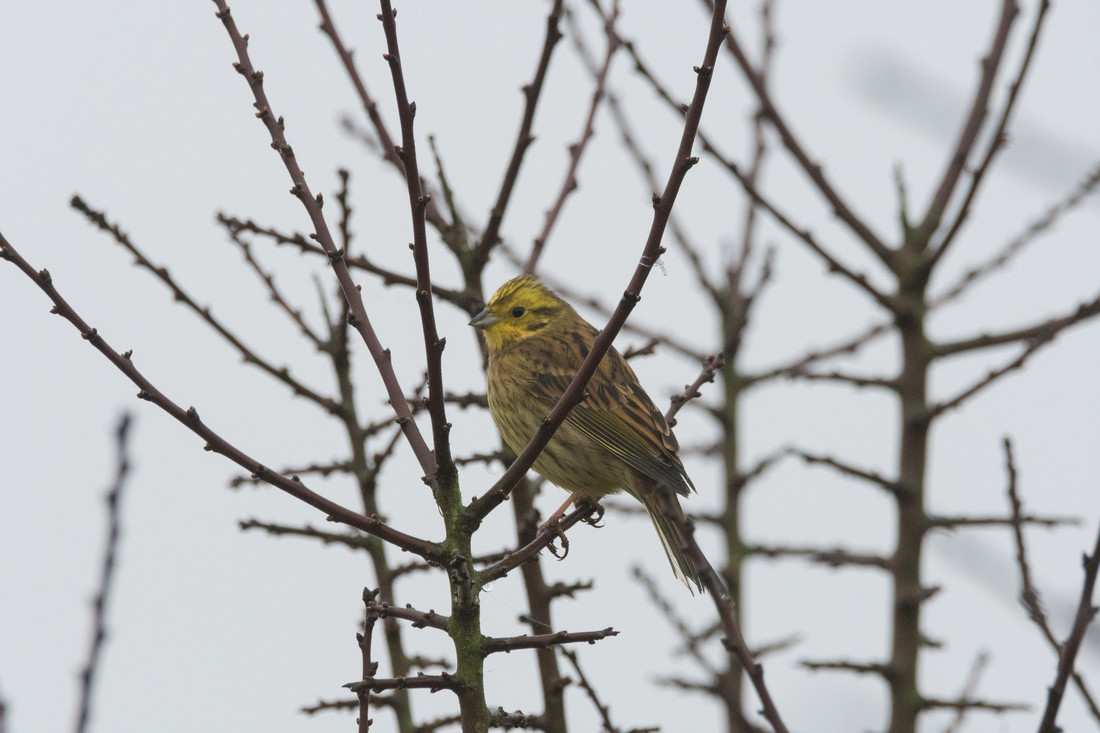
[1003,439,1100,722]
[473,0,565,268]
[216,214,476,310]
[211,1,436,475]
[72,197,342,417]
[312,0,450,234]
[931,0,1050,263]
[942,651,990,733]
[666,492,791,733]
[238,519,377,552]
[666,353,724,426]
[931,161,1100,309]
[632,566,718,675]
[561,648,660,733]
[74,414,132,733]
[915,0,1019,245]
[524,0,621,275]
[376,1,454,475]
[468,0,735,524]
[0,234,438,559]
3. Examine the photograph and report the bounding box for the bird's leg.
[574,496,605,526]
[540,490,584,532]
[545,527,570,559]
[539,492,606,559]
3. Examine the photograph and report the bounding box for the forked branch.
[0,234,437,561]
[210,0,435,476]
[468,0,734,525]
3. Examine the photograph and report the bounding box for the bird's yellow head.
[469,276,574,353]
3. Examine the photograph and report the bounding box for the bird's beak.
[469,309,499,329]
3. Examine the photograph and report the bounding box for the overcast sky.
[2,2,1099,732]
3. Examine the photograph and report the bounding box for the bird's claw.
[577,497,605,527]
[544,521,570,559]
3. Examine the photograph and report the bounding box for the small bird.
[470,275,703,593]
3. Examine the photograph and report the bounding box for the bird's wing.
[531,343,694,497]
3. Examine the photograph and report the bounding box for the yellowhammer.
[470,275,703,593]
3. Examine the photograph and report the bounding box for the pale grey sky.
[2,2,1098,732]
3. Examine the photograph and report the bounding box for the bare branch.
[625,10,892,287]
[210,1,436,476]
[632,566,719,676]
[800,659,890,677]
[485,627,618,654]
[480,502,601,584]
[407,656,452,672]
[924,296,1100,421]
[71,197,342,417]
[1003,439,1100,725]
[747,544,893,571]
[751,633,802,661]
[453,451,507,468]
[216,214,476,311]
[411,714,463,733]
[620,38,902,310]
[370,601,450,633]
[933,292,1100,357]
[931,0,1049,264]
[653,675,720,695]
[352,588,380,732]
[789,449,906,495]
[426,135,473,258]
[0,234,437,559]
[441,391,488,409]
[621,338,660,360]
[776,367,898,392]
[300,697,358,715]
[942,651,991,733]
[560,648,658,733]
[312,0,450,235]
[931,161,1100,309]
[666,353,724,426]
[472,0,565,268]
[74,414,132,733]
[487,707,544,729]
[925,514,1078,531]
[375,1,454,477]
[728,0,777,297]
[731,447,790,492]
[345,673,459,695]
[230,460,354,487]
[468,1,734,523]
[546,579,595,600]
[920,697,1026,714]
[1006,438,1051,632]
[743,319,893,386]
[569,3,719,302]
[225,227,325,347]
[715,7,893,264]
[238,519,377,552]
[916,0,1019,246]
[525,2,620,274]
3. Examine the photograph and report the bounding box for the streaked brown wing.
[529,335,693,497]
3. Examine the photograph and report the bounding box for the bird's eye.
[511,306,525,318]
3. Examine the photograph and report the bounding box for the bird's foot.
[577,497,605,527]
[542,520,570,559]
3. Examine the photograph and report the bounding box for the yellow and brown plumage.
[470,275,703,593]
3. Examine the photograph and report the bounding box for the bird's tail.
[636,488,706,594]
